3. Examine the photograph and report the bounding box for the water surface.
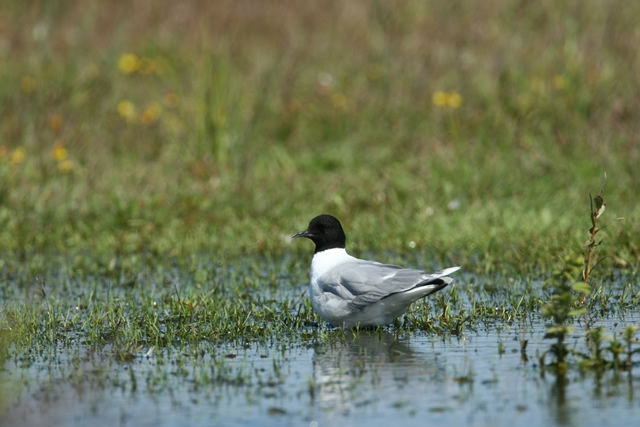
[2,318,639,427]
[1,256,638,426]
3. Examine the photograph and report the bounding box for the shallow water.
[2,318,640,427]
[1,256,639,426]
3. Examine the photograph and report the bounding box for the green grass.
[1,251,635,355]
[0,1,638,273]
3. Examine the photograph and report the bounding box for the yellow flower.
[58,159,74,173]
[432,91,463,109]
[140,102,162,124]
[117,100,137,122]
[118,53,140,74]
[447,92,463,108]
[52,142,68,161]
[10,148,26,165]
[432,91,449,107]
[21,76,37,94]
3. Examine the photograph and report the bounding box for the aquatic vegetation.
[540,174,633,375]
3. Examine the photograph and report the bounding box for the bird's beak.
[293,229,312,239]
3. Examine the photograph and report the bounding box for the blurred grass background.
[0,0,638,273]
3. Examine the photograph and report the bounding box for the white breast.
[309,248,356,283]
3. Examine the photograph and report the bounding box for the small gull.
[294,214,461,327]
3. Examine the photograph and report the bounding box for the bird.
[293,214,461,327]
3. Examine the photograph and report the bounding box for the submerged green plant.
[540,254,589,373]
[579,326,640,372]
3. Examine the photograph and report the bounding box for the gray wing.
[317,261,459,310]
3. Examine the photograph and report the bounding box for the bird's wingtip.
[441,266,462,275]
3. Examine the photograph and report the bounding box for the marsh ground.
[1,1,639,425]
